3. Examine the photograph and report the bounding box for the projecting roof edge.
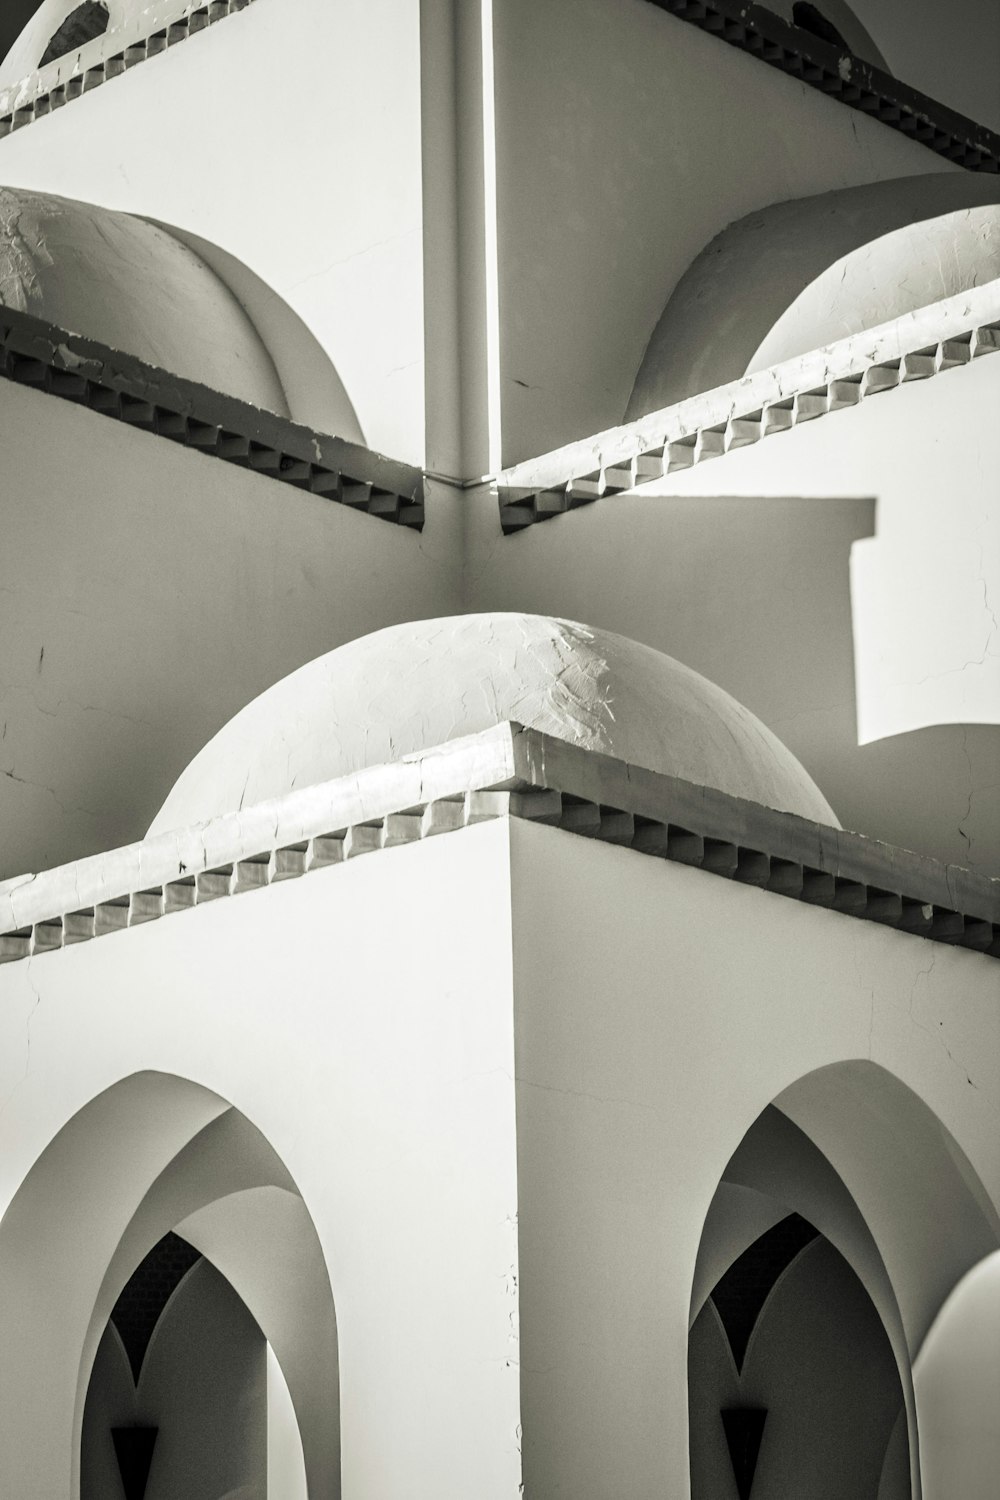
[646,0,1000,172]
[1,724,996,963]
[498,281,1000,530]
[0,307,425,527]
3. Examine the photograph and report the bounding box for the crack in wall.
[906,947,982,1093]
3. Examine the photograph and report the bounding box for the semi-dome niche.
[0,185,290,414]
[149,614,839,835]
[627,174,1000,419]
[0,185,365,436]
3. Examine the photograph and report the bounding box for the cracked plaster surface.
[628,178,1000,420]
[148,614,840,837]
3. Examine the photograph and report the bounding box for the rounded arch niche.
[0,185,364,440]
[0,1071,340,1500]
[628,174,1000,418]
[689,1060,1000,1500]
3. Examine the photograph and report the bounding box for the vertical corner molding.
[419,0,501,483]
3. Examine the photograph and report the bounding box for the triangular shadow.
[721,1407,766,1500]
[112,1426,157,1500]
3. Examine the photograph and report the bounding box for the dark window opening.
[791,2,850,51]
[38,0,109,68]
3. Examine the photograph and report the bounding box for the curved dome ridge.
[148,614,839,835]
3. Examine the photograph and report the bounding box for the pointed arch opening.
[689,1061,1000,1500]
[0,1071,340,1500]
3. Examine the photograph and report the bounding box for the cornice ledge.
[497,282,1000,530]
[645,0,1000,172]
[0,306,425,527]
[1,723,996,962]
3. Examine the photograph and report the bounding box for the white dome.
[0,187,289,414]
[149,615,839,835]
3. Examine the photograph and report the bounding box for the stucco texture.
[148,613,839,834]
[0,381,460,881]
[0,0,427,461]
[0,185,289,412]
[628,174,1000,417]
[493,0,956,463]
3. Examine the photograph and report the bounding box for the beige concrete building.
[0,3,997,1497]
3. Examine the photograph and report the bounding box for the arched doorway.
[689,1062,1000,1499]
[0,1072,339,1500]
[690,1113,909,1498]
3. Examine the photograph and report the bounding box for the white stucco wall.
[0,821,522,1500]
[628,176,1000,416]
[0,810,995,1496]
[631,355,1000,751]
[0,383,459,879]
[508,817,1000,1499]
[0,0,426,461]
[493,0,958,464]
[0,186,291,415]
[466,355,1000,874]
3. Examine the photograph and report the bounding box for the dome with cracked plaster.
[149,615,839,835]
[0,186,291,414]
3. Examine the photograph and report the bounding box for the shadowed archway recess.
[690,1061,1000,1499]
[0,1072,341,1500]
[38,0,108,66]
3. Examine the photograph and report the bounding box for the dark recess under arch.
[38,0,109,68]
[791,2,849,50]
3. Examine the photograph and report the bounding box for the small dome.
[149,615,838,835]
[0,187,289,414]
